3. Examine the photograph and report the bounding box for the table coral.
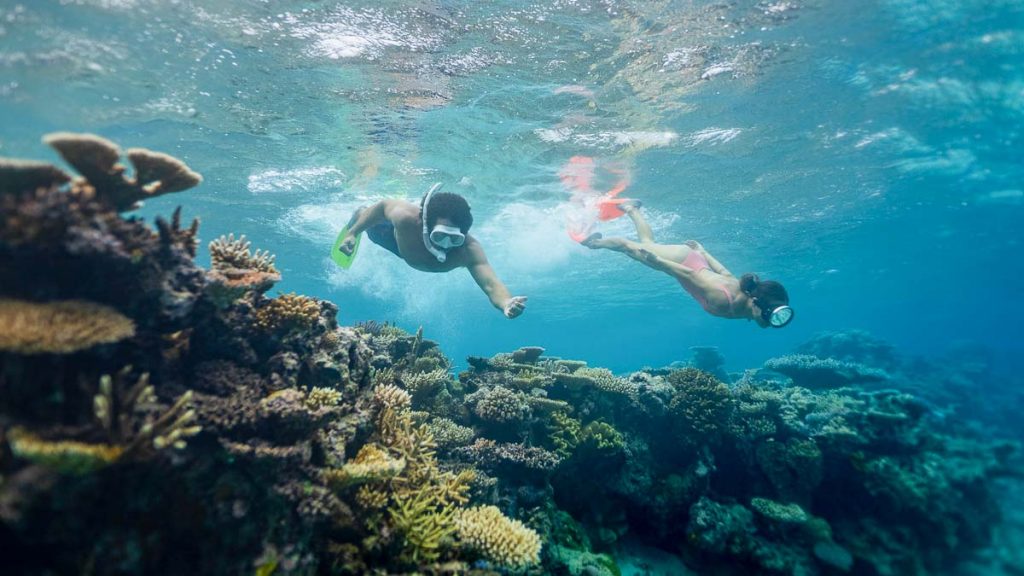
[43,132,201,211]
[0,298,135,354]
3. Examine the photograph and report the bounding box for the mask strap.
[421,182,447,262]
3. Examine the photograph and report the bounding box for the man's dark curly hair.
[421,191,473,233]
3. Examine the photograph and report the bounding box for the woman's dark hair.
[422,192,473,233]
[740,273,789,308]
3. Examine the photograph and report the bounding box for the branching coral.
[0,298,135,354]
[43,132,201,211]
[209,233,279,274]
[578,421,625,455]
[326,384,477,565]
[548,411,582,459]
[254,293,320,333]
[400,368,449,398]
[427,418,476,452]
[9,368,200,474]
[324,443,406,489]
[454,505,542,570]
[305,387,343,410]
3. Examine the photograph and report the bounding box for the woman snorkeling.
[581,201,794,328]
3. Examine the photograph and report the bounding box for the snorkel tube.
[421,182,448,263]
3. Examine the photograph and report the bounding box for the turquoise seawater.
[2,0,1022,375]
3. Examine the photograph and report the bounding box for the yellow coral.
[7,427,123,475]
[306,386,343,410]
[253,293,319,333]
[0,298,135,354]
[454,505,542,570]
[324,443,406,488]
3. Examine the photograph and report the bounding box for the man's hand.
[338,235,357,256]
[503,296,528,319]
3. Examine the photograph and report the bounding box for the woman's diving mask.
[762,304,794,328]
[429,225,465,249]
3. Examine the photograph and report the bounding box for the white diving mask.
[766,305,795,328]
[429,225,465,249]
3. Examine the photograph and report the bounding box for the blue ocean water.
[1,0,1022,378]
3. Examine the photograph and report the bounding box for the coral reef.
[0,131,1018,576]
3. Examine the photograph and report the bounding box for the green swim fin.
[331,225,361,269]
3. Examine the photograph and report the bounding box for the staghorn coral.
[329,384,477,565]
[43,132,201,211]
[454,505,542,570]
[0,298,135,354]
[254,293,320,333]
[9,368,200,474]
[209,233,279,274]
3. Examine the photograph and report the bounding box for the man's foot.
[581,232,604,248]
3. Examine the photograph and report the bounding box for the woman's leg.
[622,202,654,243]
[582,235,666,272]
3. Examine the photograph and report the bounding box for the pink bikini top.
[678,250,735,315]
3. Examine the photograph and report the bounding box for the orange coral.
[0,298,135,354]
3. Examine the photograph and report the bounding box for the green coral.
[667,368,733,445]
[548,411,581,459]
[579,421,625,455]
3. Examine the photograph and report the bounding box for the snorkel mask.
[429,225,465,249]
[762,304,795,328]
[421,182,454,263]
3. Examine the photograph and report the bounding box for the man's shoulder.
[385,200,420,223]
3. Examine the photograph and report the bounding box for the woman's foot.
[581,232,605,248]
[620,199,643,212]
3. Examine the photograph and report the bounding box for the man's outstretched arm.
[465,241,527,318]
[339,199,397,255]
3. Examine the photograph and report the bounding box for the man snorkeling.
[337,184,528,319]
[582,201,793,328]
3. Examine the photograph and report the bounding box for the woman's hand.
[684,239,704,252]
[503,296,528,319]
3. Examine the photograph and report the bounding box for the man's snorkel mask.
[761,304,795,328]
[421,182,466,262]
